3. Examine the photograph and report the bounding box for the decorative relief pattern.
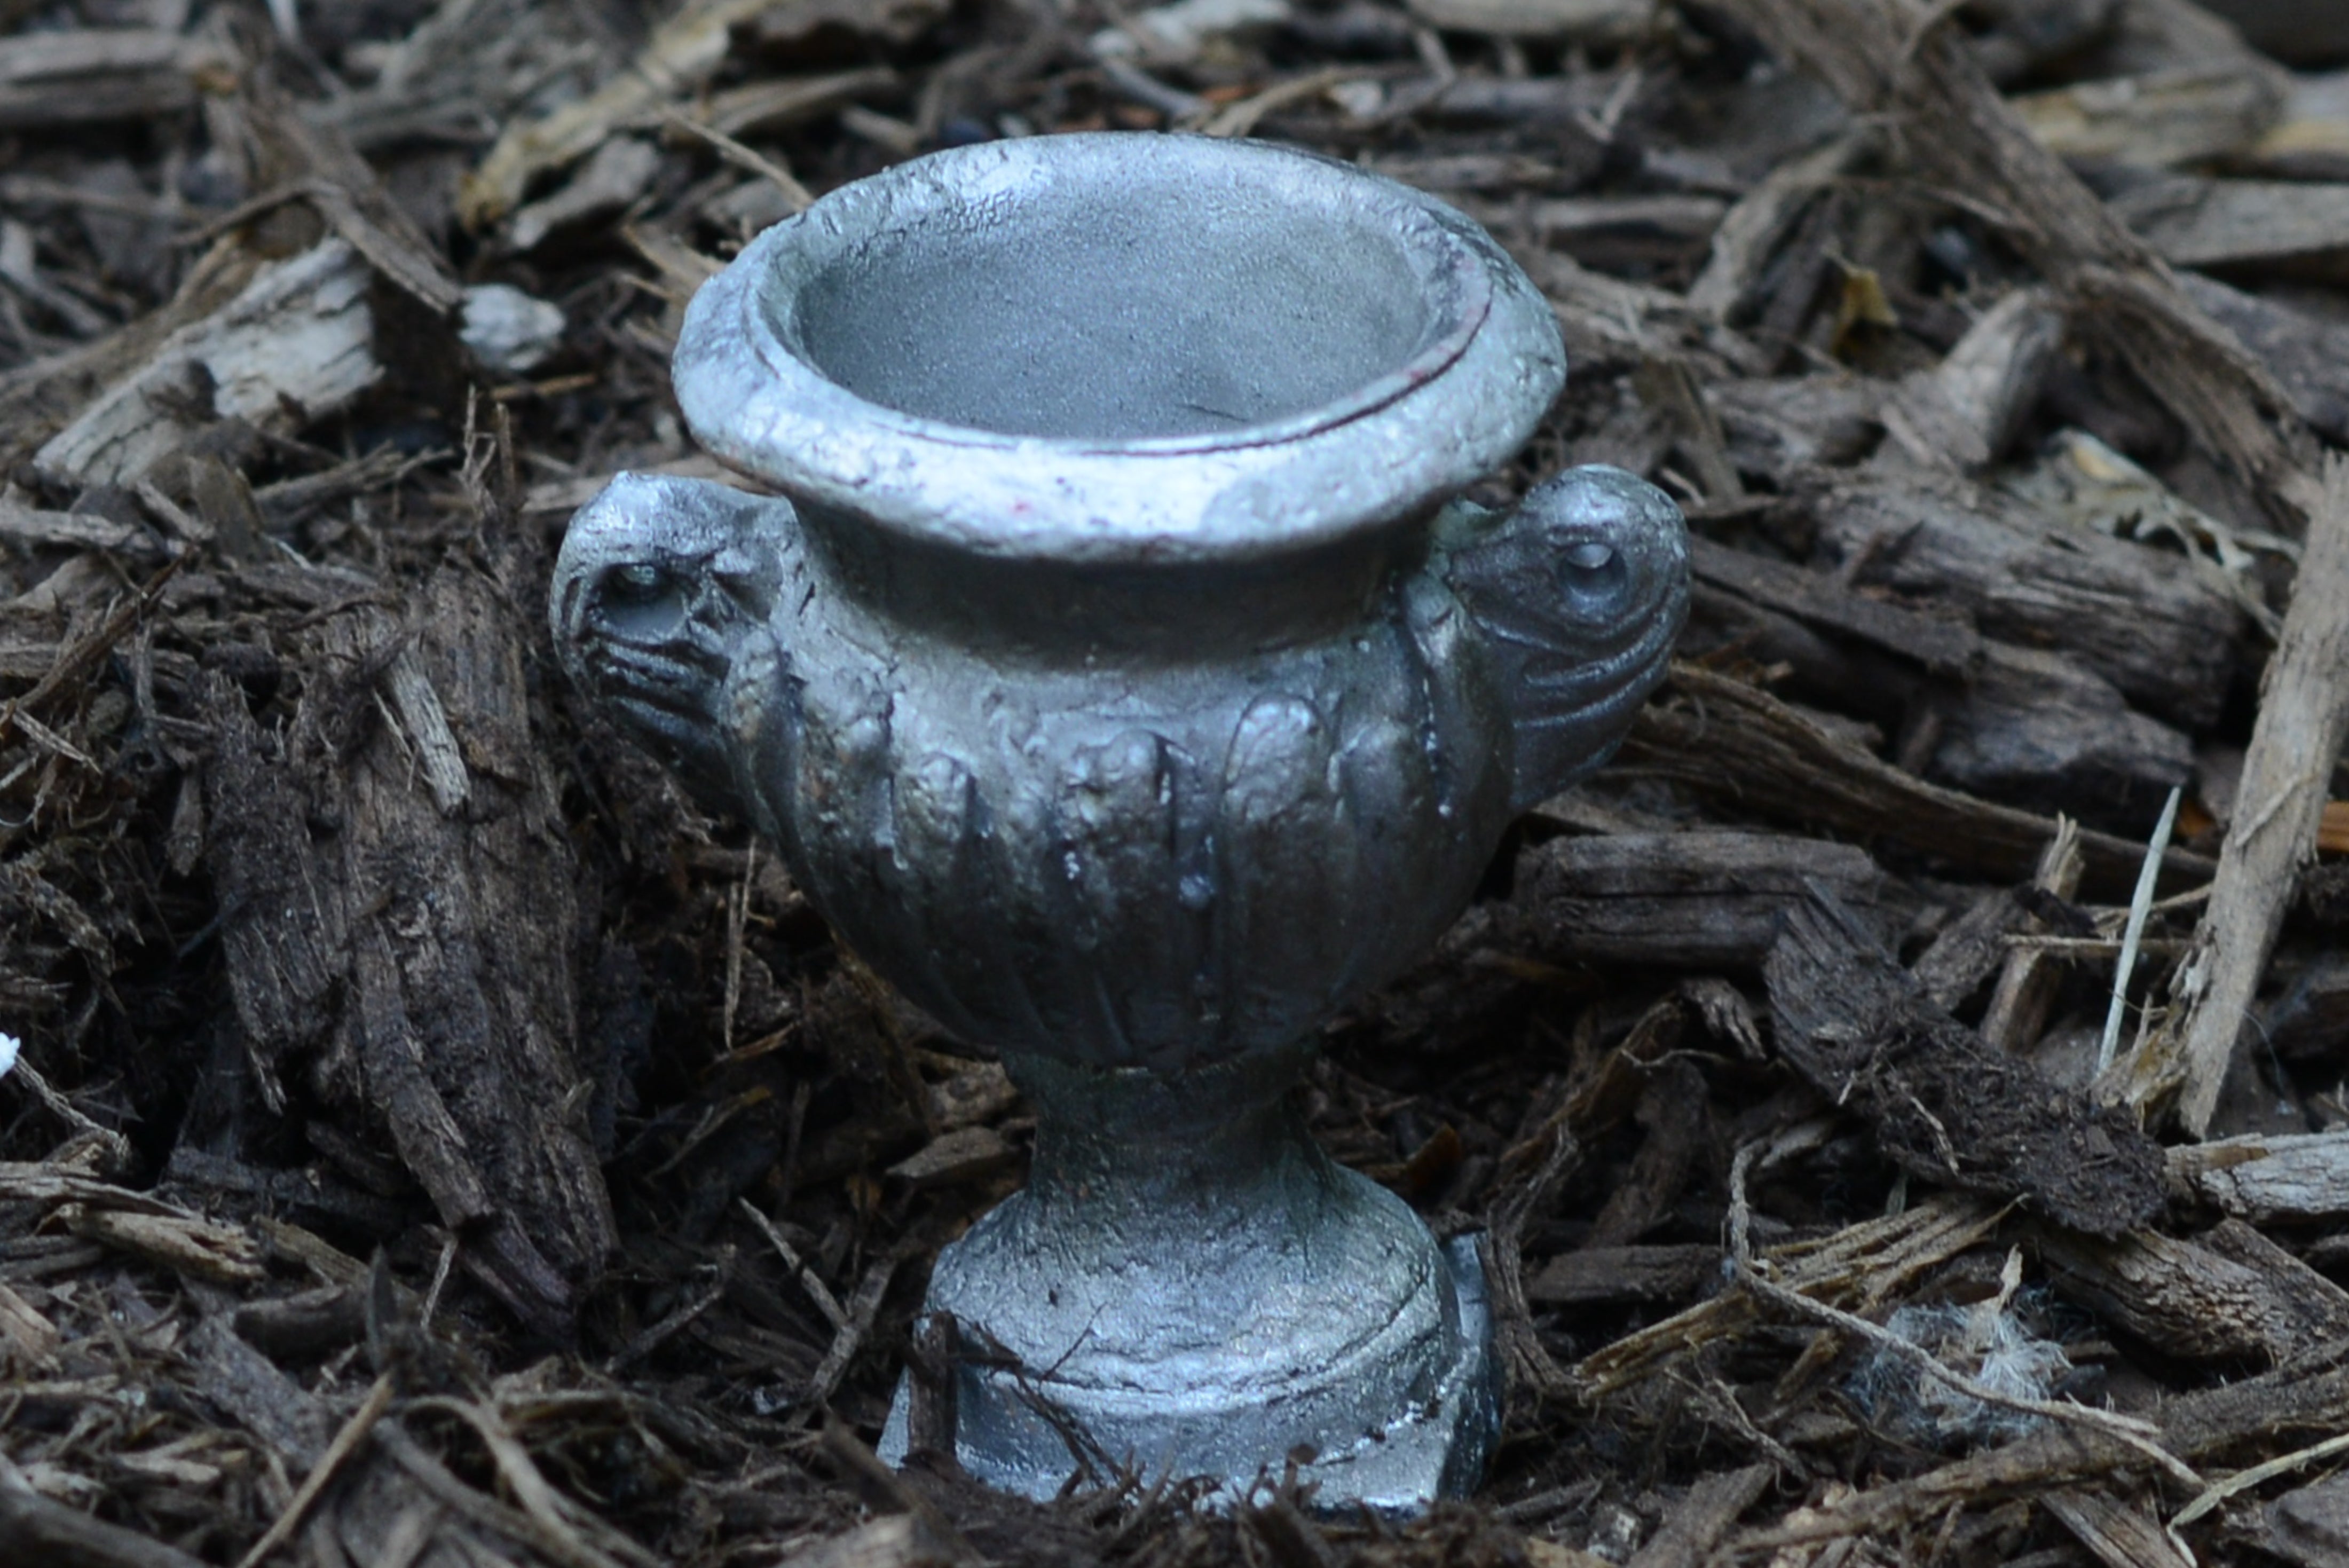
[555,465,1686,1071]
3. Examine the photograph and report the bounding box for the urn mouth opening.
[674,132,1567,564]
[777,144,1479,445]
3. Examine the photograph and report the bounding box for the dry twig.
[2119,454,2349,1129]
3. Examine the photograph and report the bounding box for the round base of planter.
[878,1227,1497,1515]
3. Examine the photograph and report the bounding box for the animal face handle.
[1442,464,1690,811]
[548,473,792,821]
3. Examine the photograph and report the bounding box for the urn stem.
[1003,1042,1323,1224]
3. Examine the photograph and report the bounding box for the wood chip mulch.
[7,0,2349,1564]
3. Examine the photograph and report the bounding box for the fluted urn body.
[553,132,1687,1511]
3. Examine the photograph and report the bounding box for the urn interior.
[785,154,1461,442]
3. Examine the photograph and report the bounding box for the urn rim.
[671,132,1567,566]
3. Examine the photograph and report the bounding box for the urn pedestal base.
[879,1231,1495,1512]
[875,1047,1500,1512]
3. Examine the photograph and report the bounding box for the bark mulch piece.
[9,0,2349,1564]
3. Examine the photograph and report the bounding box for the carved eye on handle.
[594,561,688,641]
[609,561,666,596]
[1559,539,1627,613]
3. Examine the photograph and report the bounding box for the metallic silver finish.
[879,1044,1499,1512]
[550,132,1688,1511]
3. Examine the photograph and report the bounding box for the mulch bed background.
[6,0,2349,1564]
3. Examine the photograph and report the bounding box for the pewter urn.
[551,132,1688,1511]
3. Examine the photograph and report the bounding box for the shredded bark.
[4,0,2349,1564]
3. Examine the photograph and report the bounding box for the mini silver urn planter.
[551,132,1688,1512]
